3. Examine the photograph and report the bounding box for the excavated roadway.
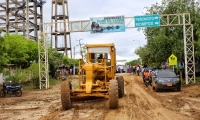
[0,73,200,120]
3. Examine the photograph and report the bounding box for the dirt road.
[0,73,200,120]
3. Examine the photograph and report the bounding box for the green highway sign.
[134,14,160,28]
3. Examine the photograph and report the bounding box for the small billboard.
[134,14,160,28]
[90,15,125,34]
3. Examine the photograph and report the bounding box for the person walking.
[117,65,120,73]
[129,65,132,74]
[132,64,135,74]
[136,65,140,76]
[135,64,138,74]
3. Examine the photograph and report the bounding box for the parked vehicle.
[151,69,181,92]
[0,81,23,97]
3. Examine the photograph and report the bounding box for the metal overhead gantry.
[40,13,195,89]
[160,13,195,84]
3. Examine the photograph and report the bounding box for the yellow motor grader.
[61,43,124,110]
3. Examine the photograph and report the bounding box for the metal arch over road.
[39,13,195,89]
[42,13,191,33]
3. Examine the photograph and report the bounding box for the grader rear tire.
[109,79,118,109]
[61,80,72,110]
[116,76,124,98]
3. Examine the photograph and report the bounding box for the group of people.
[128,64,141,76]
[127,63,153,86]
[116,65,125,73]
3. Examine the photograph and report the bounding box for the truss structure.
[0,0,46,40]
[38,33,49,89]
[51,0,72,58]
[160,13,195,84]
[39,13,195,88]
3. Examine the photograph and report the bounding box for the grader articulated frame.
[61,43,124,110]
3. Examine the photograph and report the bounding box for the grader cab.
[61,43,124,110]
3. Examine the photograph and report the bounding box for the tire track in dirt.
[84,107,108,120]
[70,99,109,120]
[71,104,79,120]
[123,74,190,120]
[125,75,152,119]
[125,79,138,120]
[131,77,162,119]
[2,74,199,119]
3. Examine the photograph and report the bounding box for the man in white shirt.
[136,66,140,76]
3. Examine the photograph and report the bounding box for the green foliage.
[0,32,8,72]
[22,78,60,90]
[127,59,141,65]
[135,0,200,66]
[6,68,24,85]
[63,56,71,65]
[48,48,63,78]
[196,77,200,83]
[62,56,79,66]
[48,47,79,78]
[49,78,60,86]
[73,59,79,66]
[6,62,39,88]
[48,48,63,66]
[27,62,39,88]
[21,82,33,90]
[194,30,200,59]
[0,33,80,88]
[3,33,38,67]
[26,39,39,62]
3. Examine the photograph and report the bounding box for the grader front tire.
[61,80,72,110]
[109,79,118,109]
[116,76,124,98]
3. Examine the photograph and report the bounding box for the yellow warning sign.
[168,54,177,66]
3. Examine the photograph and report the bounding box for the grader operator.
[61,43,124,110]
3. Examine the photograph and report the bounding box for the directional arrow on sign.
[134,14,160,28]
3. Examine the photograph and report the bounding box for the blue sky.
[43,0,162,62]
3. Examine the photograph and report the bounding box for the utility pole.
[73,46,75,75]
[76,39,84,59]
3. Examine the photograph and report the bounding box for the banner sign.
[90,15,125,34]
